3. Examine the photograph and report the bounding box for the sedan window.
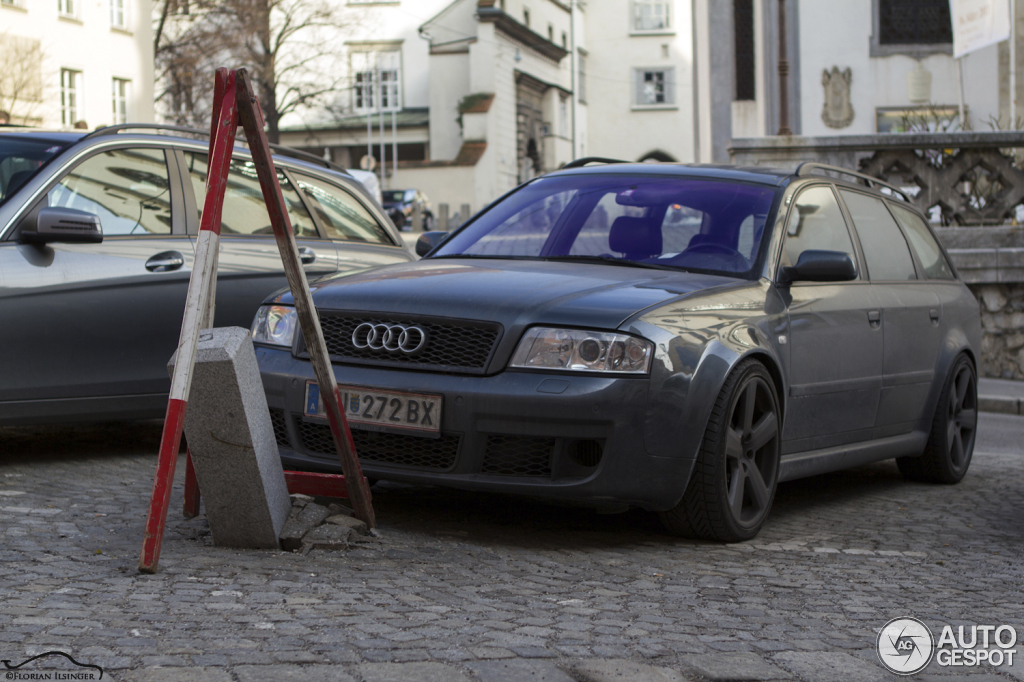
[781,186,857,272]
[184,152,317,238]
[0,137,67,205]
[434,175,777,277]
[47,147,172,236]
[293,173,395,245]
[889,203,955,280]
[840,190,917,281]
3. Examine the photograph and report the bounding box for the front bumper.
[257,347,689,511]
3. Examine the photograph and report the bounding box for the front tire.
[897,354,977,484]
[660,359,782,542]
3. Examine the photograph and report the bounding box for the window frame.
[60,68,82,128]
[290,170,398,247]
[631,0,672,34]
[885,199,958,281]
[111,77,130,125]
[57,0,78,19]
[632,67,676,109]
[110,0,128,29]
[351,50,402,114]
[774,182,865,285]
[836,186,920,282]
[870,0,953,58]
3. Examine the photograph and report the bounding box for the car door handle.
[298,247,316,265]
[145,251,185,272]
[867,310,881,327]
[930,308,940,323]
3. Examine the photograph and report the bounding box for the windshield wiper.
[538,255,681,271]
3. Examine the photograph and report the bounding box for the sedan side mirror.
[779,249,856,284]
[415,230,449,257]
[20,207,103,245]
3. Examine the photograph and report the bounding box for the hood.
[275,258,741,332]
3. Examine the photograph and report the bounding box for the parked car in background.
[0,125,413,426]
[382,188,433,231]
[254,161,980,541]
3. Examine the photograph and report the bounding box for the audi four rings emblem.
[352,323,428,354]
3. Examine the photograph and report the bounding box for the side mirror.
[20,207,103,245]
[779,249,856,283]
[415,230,449,257]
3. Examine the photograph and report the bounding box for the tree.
[0,32,45,126]
[155,0,362,143]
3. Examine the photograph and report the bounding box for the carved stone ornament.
[821,66,854,129]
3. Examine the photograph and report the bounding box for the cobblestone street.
[0,414,1022,682]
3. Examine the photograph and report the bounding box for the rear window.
[0,137,67,206]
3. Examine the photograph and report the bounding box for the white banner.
[951,0,1011,58]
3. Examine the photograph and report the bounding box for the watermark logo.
[877,617,935,675]
[935,624,1017,668]
[1,651,103,680]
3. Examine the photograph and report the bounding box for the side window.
[889,203,955,280]
[184,152,317,238]
[47,148,172,236]
[839,190,917,281]
[781,185,857,273]
[293,174,395,245]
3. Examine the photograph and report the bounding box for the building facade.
[0,0,153,129]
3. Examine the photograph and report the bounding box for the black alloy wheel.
[897,354,978,484]
[660,359,781,542]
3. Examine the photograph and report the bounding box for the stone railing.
[730,132,1024,226]
[729,133,1024,378]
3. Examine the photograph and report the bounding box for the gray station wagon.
[253,161,981,541]
[0,125,412,426]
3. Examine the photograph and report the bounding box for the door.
[0,146,194,407]
[840,190,943,436]
[779,185,883,452]
[180,151,339,330]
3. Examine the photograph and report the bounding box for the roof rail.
[561,156,628,169]
[795,162,911,202]
[81,123,351,175]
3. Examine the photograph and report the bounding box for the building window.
[58,0,76,17]
[734,0,754,101]
[523,7,530,27]
[110,0,127,28]
[633,0,670,32]
[879,0,951,45]
[352,51,401,113]
[60,68,81,127]
[578,52,587,104]
[562,31,568,49]
[559,94,569,137]
[112,78,129,124]
[1,0,26,8]
[634,68,674,106]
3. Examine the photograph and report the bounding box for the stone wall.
[970,283,1024,378]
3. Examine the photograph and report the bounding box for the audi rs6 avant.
[253,161,980,541]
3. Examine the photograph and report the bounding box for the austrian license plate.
[304,381,442,437]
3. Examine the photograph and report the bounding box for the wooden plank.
[233,68,376,528]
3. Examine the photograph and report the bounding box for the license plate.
[304,381,442,436]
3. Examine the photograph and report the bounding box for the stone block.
[570,658,687,682]
[326,514,367,535]
[680,653,792,680]
[357,662,470,682]
[168,327,291,549]
[280,502,331,551]
[465,660,575,682]
[772,651,887,682]
[302,523,353,549]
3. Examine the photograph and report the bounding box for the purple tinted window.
[433,174,778,276]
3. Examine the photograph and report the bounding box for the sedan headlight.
[251,305,297,347]
[509,328,653,374]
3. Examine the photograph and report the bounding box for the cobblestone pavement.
[1,414,1022,681]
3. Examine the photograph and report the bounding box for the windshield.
[0,137,68,206]
[431,174,779,277]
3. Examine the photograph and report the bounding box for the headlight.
[251,305,297,347]
[509,328,653,374]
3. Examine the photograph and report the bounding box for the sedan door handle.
[146,251,185,272]
[298,247,316,265]
[930,308,941,322]
[867,310,881,327]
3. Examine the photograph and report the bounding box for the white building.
[0,0,154,129]
[282,0,1015,216]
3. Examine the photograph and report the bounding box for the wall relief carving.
[822,66,854,129]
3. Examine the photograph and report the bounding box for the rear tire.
[659,359,782,542]
[897,354,977,484]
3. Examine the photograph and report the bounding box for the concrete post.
[412,201,422,232]
[167,327,291,549]
[438,203,449,231]
[460,204,472,224]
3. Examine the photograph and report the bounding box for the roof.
[282,108,429,134]
[0,130,86,145]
